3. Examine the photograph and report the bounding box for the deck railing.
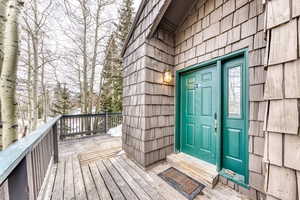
[0,112,122,200]
[59,112,122,140]
[0,116,60,200]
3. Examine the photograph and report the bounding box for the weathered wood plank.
[267,165,297,200]
[37,156,54,200]
[96,160,125,200]
[268,20,298,65]
[267,99,299,134]
[81,164,100,200]
[0,181,8,200]
[114,157,165,200]
[264,64,283,99]
[88,162,112,200]
[43,164,57,200]
[267,132,283,166]
[267,0,290,29]
[292,0,300,18]
[51,161,65,200]
[284,60,300,98]
[284,135,300,171]
[110,157,152,200]
[63,158,75,200]
[122,156,186,200]
[102,159,139,200]
[73,158,87,199]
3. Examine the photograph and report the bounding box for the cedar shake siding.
[122,0,300,199]
[122,0,175,167]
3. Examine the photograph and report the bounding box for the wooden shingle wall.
[173,0,267,199]
[122,0,175,167]
[264,1,300,200]
[123,0,300,199]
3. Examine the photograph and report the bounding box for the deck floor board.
[89,162,112,200]
[63,158,75,200]
[51,160,65,200]
[73,157,87,199]
[102,159,139,200]
[114,157,165,200]
[45,135,250,200]
[96,160,125,200]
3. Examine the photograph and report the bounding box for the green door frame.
[175,48,249,186]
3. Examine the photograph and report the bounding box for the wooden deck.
[43,136,250,200]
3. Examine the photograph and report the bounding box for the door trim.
[175,48,249,185]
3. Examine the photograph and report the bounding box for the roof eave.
[121,0,148,57]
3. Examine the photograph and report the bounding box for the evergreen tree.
[116,0,134,49]
[99,33,118,112]
[111,0,134,112]
[51,83,73,115]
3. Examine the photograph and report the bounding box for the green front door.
[180,65,217,164]
[222,56,247,177]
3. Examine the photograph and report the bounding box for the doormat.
[158,167,205,200]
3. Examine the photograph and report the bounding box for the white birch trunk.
[0,0,9,150]
[81,0,88,114]
[0,0,21,149]
[31,0,39,130]
[88,1,101,114]
[26,31,32,130]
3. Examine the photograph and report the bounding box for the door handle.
[214,113,217,132]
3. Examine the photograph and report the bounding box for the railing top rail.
[0,115,62,185]
[62,112,122,118]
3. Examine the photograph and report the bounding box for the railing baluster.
[53,122,58,164]
[26,152,35,200]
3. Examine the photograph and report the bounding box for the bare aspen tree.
[21,0,54,131]
[31,0,39,130]
[26,30,32,129]
[79,0,88,114]
[88,0,102,113]
[62,0,113,115]
[0,0,9,150]
[0,0,9,67]
[0,0,23,148]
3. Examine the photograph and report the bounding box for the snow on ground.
[107,125,122,137]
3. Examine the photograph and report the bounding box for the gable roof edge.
[146,0,172,39]
[121,0,148,57]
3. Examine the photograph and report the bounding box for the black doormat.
[158,167,205,200]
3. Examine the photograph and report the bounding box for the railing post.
[53,122,59,164]
[105,111,107,134]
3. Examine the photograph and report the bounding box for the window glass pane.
[228,66,241,117]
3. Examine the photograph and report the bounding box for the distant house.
[121,0,300,200]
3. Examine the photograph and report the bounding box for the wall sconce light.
[163,69,173,84]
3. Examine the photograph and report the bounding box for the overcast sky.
[134,0,142,11]
[17,0,144,95]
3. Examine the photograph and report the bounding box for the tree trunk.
[26,31,32,131]
[31,0,39,130]
[41,46,47,122]
[0,0,21,149]
[93,76,103,131]
[0,0,8,68]
[88,0,102,114]
[82,0,88,114]
[0,0,9,150]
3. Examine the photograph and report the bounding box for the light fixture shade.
[163,70,172,83]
